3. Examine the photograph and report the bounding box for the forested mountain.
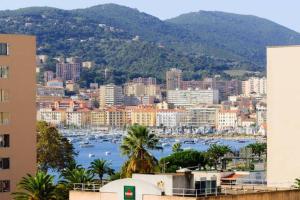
[0,4,299,84]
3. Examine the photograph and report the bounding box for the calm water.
[73,138,256,171]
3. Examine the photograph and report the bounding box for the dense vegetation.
[1,4,300,85]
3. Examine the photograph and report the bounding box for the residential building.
[66,109,90,128]
[37,85,65,97]
[66,80,79,92]
[185,106,219,128]
[0,34,36,199]
[242,77,267,96]
[99,84,124,108]
[106,107,126,127]
[56,60,81,82]
[37,108,66,126]
[132,77,156,85]
[217,110,238,130]
[256,102,267,126]
[82,61,95,69]
[166,68,182,90]
[267,45,300,188]
[43,70,54,83]
[131,106,156,127]
[90,110,107,127]
[167,88,219,107]
[156,109,186,127]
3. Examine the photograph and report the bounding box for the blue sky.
[1,0,300,32]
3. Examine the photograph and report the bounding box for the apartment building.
[242,77,267,96]
[37,108,66,126]
[267,46,300,188]
[106,107,127,127]
[131,107,157,127]
[56,60,81,82]
[0,34,36,199]
[217,110,239,130]
[156,109,186,127]
[185,106,219,128]
[99,84,124,108]
[167,88,219,107]
[166,68,182,90]
[66,109,90,128]
[90,110,107,127]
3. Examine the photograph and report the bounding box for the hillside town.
[37,56,267,136]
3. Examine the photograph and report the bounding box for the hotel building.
[0,34,36,199]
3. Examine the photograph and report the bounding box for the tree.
[120,125,162,177]
[246,143,267,160]
[13,171,57,200]
[159,150,207,173]
[37,121,77,172]
[89,159,114,184]
[207,144,232,170]
[172,143,183,153]
[60,168,94,185]
[295,178,300,189]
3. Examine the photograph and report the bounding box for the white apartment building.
[37,108,66,126]
[99,84,124,107]
[185,106,219,128]
[217,110,238,130]
[167,88,219,107]
[242,77,267,96]
[256,102,267,126]
[156,109,186,127]
[66,110,90,128]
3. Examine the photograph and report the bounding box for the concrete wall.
[70,191,117,200]
[267,46,300,187]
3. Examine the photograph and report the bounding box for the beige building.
[242,77,267,96]
[267,46,300,188]
[106,107,127,127]
[99,84,124,108]
[166,68,182,90]
[0,35,36,199]
[185,106,219,128]
[131,107,157,127]
[217,110,238,130]
[90,110,107,127]
[37,108,66,126]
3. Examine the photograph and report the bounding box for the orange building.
[0,34,36,199]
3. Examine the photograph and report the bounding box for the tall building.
[132,77,157,85]
[242,77,267,96]
[167,88,219,107]
[56,60,81,82]
[0,35,36,199]
[267,46,300,188]
[166,68,182,90]
[99,84,124,108]
[43,70,54,83]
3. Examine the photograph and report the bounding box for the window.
[0,43,8,55]
[0,158,9,169]
[0,90,8,102]
[0,180,10,192]
[0,134,9,147]
[0,66,8,79]
[0,112,9,125]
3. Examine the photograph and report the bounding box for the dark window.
[0,43,8,55]
[0,180,10,192]
[0,134,9,147]
[0,66,8,79]
[0,158,9,169]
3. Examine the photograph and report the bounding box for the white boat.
[162,143,171,147]
[89,153,95,158]
[105,151,111,156]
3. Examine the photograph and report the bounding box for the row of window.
[0,43,8,56]
[0,112,9,125]
[0,66,8,79]
[0,180,10,193]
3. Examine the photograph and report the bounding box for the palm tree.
[207,144,231,170]
[13,171,57,200]
[247,143,267,160]
[120,125,162,177]
[89,159,114,184]
[60,168,94,185]
[172,142,182,153]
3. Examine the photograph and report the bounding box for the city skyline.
[1,0,300,32]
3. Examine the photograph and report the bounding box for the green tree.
[172,143,182,153]
[60,168,94,185]
[246,143,267,160]
[207,144,232,170]
[120,125,162,177]
[89,159,114,184]
[13,171,57,200]
[159,150,207,173]
[37,121,77,172]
